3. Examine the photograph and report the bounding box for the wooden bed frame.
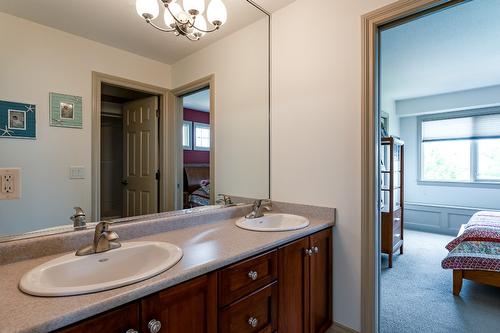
[452,224,500,295]
[453,270,500,296]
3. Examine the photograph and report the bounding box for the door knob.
[148,319,162,333]
[304,248,313,256]
[312,246,319,254]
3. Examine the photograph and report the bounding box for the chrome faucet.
[70,207,87,230]
[245,199,272,219]
[76,221,121,256]
[216,194,234,206]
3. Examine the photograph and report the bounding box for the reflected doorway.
[180,87,212,209]
[99,83,160,220]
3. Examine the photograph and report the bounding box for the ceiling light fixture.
[136,0,227,41]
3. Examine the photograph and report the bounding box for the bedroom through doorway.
[377,0,500,331]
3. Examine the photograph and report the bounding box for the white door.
[122,96,159,217]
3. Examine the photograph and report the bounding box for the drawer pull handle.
[304,248,313,256]
[126,330,138,333]
[248,316,259,328]
[312,246,319,254]
[248,270,258,280]
[148,319,162,333]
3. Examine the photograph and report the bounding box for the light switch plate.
[0,168,21,200]
[69,166,85,179]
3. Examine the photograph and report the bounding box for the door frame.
[171,75,216,210]
[91,71,170,221]
[360,1,466,332]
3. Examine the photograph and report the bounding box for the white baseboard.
[327,321,360,333]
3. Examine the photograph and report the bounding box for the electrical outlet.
[0,168,21,200]
[3,175,14,193]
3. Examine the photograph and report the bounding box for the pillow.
[446,226,500,251]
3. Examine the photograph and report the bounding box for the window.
[419,110,500,183]
[182,121,192,150]
[194,122,210,151]
[477,138,500,181]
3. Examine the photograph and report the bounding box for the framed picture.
[50,92,82,128]
[8,110,27,130]
[0,100,36,139]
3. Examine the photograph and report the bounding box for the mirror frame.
[0,0,271,243]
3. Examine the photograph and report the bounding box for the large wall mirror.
[0,0,271,240]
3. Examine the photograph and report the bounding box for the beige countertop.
[0,204,334,333]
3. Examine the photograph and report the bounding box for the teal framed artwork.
[49,92,83,128]
[0,100,36,139]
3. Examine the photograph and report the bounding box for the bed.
[441,211,500,295]
[183,164,210,208]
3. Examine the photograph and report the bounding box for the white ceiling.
[183,88,210,112]
[0,0,294,65]
[380,0,500,108]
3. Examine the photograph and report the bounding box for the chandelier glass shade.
[136,0,227,41]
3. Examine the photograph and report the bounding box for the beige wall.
[0,13,171,236]
[0,0,406,329]
[271,0,396,330]
[171,18,269,200]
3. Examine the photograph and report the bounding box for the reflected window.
[194,122,210,151]
[183,121,192,150]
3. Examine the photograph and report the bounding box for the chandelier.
[136,0,228,41]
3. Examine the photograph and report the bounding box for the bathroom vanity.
[57,228,331,333]
[0,203,334,333]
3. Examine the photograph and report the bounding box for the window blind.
[422,113,500,142]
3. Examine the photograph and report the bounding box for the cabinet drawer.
[219,282,277,333]
[219,250,277,306]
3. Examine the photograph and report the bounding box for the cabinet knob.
[312,246,319,254]
[248,316,258,328]
[126,330,138,333]
[148,319,162,333]
[248,270,258,281]
[304,248,313,256]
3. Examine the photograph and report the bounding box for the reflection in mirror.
[0,0,270,240]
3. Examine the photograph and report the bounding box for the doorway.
[100,84,159,219]
[91,72,170,221]
[361,1,471,332]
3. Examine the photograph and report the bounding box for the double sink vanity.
[0,2,333,332]
[0,201,334,333]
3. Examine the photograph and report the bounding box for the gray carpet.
[381,229,500,333]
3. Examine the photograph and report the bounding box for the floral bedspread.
[441,211,500,272]
[441,241,500,271]
[189,180,210,207]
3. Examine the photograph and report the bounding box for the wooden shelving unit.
[380,136,404,268]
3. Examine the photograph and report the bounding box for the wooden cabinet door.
[309,229,333,333]
[278,237,309,333]
[141,274,217,333]
[56,302,139,333]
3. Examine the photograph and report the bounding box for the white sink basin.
[236,213,310,232]
[19,241,183,297]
